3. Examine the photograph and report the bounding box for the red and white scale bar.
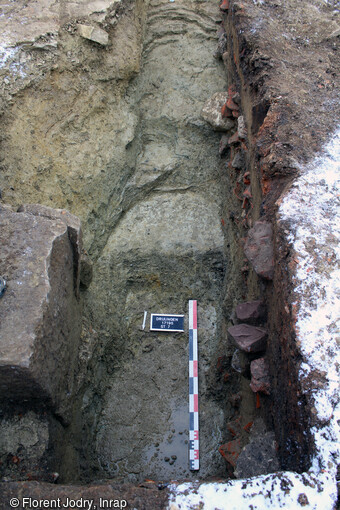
[189,299,199,470]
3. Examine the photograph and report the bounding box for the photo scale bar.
[188,299,199,470]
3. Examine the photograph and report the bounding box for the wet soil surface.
[82,0,232,483]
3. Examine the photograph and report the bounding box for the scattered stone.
[219,438,241,468]
[244,220,274,280]
[250,357,270,394]
[235,300,266,324]
[237,115,247,139]
[231,150,245,169]
[228,131,240,145]
[243,171,251,185]
[297,493,310,506]
[219,134,230,156]
[232,92,241,106]
[231,349,250,375]
[78,24,109,46]
[234,431,279,478]
[221,103,233,118]
[243,186,252,199]
[216,28,228,57]
[202,93,235,131]
[226,96,240,112]
[227,324,268,353]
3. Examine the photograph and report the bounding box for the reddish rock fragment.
[227,324,267,353]
[235,300,266,324]
[227,417,242,437]
[220,0,229,11]
[228,131,240,145]
[219,438,241,467]
[243,186,252,199]
[221,103,233,118]
[243,171,251,184]
[227,96,240,111]
[244,220,274,280]
[250,357,270,395]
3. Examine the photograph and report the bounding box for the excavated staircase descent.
[84,0,230,482]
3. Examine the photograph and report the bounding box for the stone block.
[234,431,279,478]
[17,204,82,297]
[0,206,82,417]
[78,24,109,46]
[235,299,266,324]
[250,357,270,394]
[228,324,267,353]
[244,220,274,280]
[202,92,236,131]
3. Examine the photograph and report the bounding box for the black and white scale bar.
[189,299,199,470]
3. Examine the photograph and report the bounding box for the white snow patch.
[279,127,340,494]
[0,43,17,68]
[168,471,335,510]
[168,130,340,509]
[0,41,27,78]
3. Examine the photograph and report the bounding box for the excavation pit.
[0,0,339,508]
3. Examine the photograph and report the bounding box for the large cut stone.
[250,357,271,394]
[244,220,274,280]
[17,204,82,297]
[235,299,266,324]
[0,205,82,417]
[227,324,268,353]
[202,92,236,132]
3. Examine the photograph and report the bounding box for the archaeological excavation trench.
[0,0,339,507]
